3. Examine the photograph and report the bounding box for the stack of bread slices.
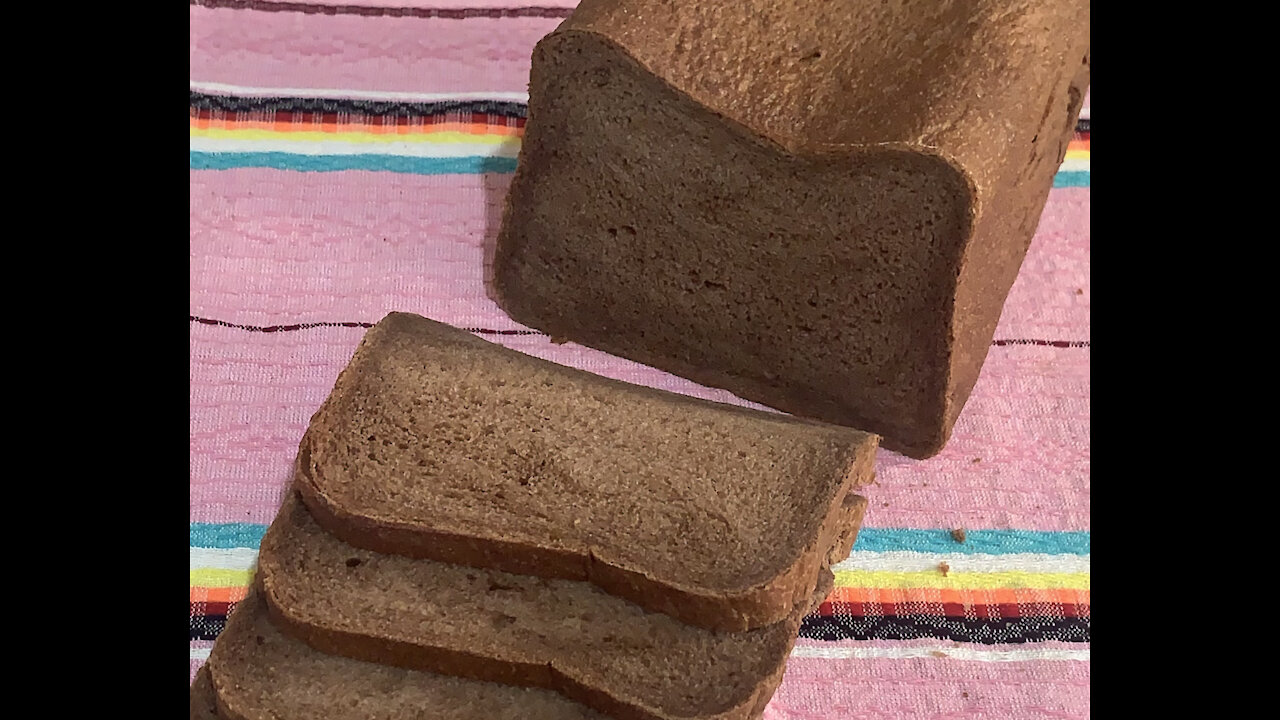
[193,312,879,720]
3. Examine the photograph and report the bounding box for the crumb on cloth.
[938,562,950,576]
[951,528,967,544]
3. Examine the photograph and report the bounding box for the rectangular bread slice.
[191,666,219,720]
[492,0,1090,458]
[257,490,867,720]
[296,312,877,631]
[204,590,608,720]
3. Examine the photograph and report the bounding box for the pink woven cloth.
[190,3,1089,717]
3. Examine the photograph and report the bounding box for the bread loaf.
[493,0,1091,457]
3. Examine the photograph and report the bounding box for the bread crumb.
[951,528,967,543]
[938,562,950,576]
[1075,288,1083,295]
[962,692,970,698]
[971,457,981,464]
[882,502,890,507]
[930,650,947,658]
[550,336,569,345]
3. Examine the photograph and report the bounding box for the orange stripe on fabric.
[190,585,249,604]
[825,585,1088,606]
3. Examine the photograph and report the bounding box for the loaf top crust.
[559,0,1090,197]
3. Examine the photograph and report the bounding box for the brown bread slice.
[296,311,878,631]
[491,0,1090,458]
[259,490,868,720]
[204,590,607,720]
[190,666,219,720]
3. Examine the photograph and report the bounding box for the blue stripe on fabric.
[854,528,1090,555]
[189,152,518,175]
[190,151,1086,188]
[191,523,267,549]
[1052,171,1090,188]
[190,522,1088,555]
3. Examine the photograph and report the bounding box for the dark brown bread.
[191,666,219,720]
[296,312,878,631]
[204,590,608,720]
[257,491,866,720]
[492,0,1091,458]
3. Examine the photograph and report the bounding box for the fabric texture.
[189,2,1090,717]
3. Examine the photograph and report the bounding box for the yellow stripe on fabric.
[1064,149,1089,160]
[832,568,1090,591]
[190,127,516,146]
[191,567,253,587]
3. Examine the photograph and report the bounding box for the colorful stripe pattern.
[190,523,1090,647]
[190,90,1091,186]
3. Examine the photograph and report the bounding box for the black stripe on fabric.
[192,0,575,19]
[798,613,1090,645]
[992,339,1090,348]
[193,612,1089,644]
[189,315,541,336]
[189,316,1087,348]
[191,614,229,641]
[189,92,528,119]
[190,93,1089,135]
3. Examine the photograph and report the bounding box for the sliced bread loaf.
[296,312,878,631]
[204,590,607,720]
[491,0,1090,458]
[259,490,867,720]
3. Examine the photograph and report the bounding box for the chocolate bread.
[203,590,607,720]
[296,312,878,631]
[258,490,866,720]
[492,0,1091,458]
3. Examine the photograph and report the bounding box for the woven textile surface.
[189,2,1091,717]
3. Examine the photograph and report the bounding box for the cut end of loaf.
[493,29,974,458]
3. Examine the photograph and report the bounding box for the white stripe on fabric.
[832,551,1090,575]
[191,547,259,572]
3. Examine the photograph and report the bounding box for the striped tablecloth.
[190,2,1090,717]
